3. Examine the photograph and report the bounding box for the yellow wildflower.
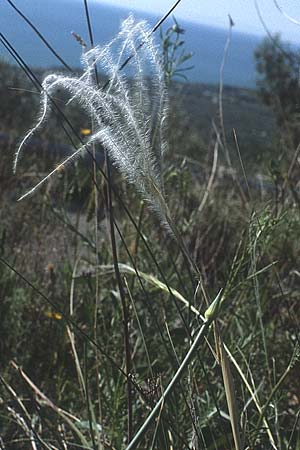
[45,311,62,320]
[80,128,91,136]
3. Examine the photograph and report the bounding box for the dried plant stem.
[92,144,104,430]
[82,0,103,425]
[68,258,86,400]
[256,353,297,438]
[106,158,133,442]
[9,362,91,448]
[215,327,242,450]
[125,318,211,450]
[125,291,222,450]
[225,344,278,449]
[198,140,218,214]
[218,15,234,169]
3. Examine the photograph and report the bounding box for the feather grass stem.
[125,291,222,450]
[125,319,211,450]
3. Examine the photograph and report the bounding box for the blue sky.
[94,0,300,43]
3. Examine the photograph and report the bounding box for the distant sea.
[0,0,263,88]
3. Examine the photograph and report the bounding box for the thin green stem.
[125,318,211,450]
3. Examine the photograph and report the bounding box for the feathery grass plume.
[14,15,170,226]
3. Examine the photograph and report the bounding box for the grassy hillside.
[169,82,275,168]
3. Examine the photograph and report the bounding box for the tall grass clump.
[1,3,300,450]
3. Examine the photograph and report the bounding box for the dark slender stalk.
[83,0,99,85]
[82,0,133,440]
[83,0,104,433]
[107,161,133,442]
[103,0,184,88]
[84,344,97,450]
[5,0,72,71]
[125,317,212,450]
